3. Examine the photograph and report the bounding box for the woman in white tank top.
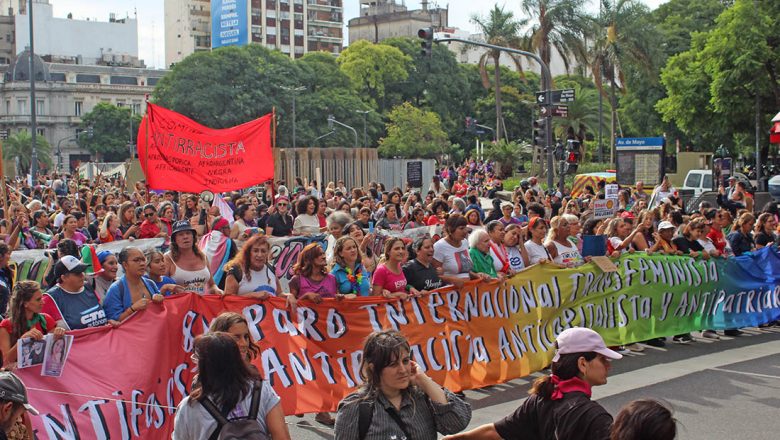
[164,221,220,295]
[545,216,584,268]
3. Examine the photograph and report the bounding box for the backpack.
[200,382,267,440]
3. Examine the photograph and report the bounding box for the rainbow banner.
[16,248,780,439]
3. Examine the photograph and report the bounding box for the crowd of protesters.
[0,157,773,438]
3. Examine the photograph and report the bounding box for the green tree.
[656,0,780,153]
[484,140,532,178]
[153,45,299,129]
[551,83,603,145]
[588,0,655,162]
[4,131,52,175]
[470,5,527,141]
[378,102,450,159]
[382,37,474,146]
[78,103,141,162]
[337,41,411,113]
[521,0,591,88]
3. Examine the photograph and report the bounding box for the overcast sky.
[52,0,668,69]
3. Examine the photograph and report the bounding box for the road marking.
[710,367,780,380]
[593,340,780,400]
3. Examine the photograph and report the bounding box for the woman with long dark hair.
[0,281,65,366]
[172,332,291,440]
[103,247,167,322]
[164,220,220,295]
[444,327,621,440]
[335,330,471,440]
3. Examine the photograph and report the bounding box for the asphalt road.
[285,326,780,439]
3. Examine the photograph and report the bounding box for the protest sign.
[17,248,780,439]
[41,335,74,378]
[593,199,617,219]
[605,183,619,200]
[137,103,274,193]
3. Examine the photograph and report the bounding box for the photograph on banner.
[16,338,46,369]
[41,334,74,377]
[593,199,617,219]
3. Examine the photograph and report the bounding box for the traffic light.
[565,139,581,174]
[465,117,477,133]
[533,118,547,147]
[418,27,434,58]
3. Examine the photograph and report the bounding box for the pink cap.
[551,327,622,362]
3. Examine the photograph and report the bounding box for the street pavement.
[285,327,780,439]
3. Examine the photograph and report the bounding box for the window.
[17,100,26,115]
[74,101,83,116]
[131,102,142,115]
[116,101,125,107]
[684,173,701,188]
[37,128,44,137]
[36,99,44,116]
[5,100,9,115]
[702,174,712,189]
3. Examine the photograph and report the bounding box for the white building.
[15,0,140,67]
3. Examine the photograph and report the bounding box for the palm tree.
[588,0,654,163]
[471,5,527,142]
[3,131,52,175]
[521,0,591,90]
[552,84,604,153]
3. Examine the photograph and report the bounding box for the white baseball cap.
[552,327,622,362]
[657,221,675,231]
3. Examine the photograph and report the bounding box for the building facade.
[347,0,448,44]
[0,51,166,172]
[15,0,140,67]
[165,0,343,68]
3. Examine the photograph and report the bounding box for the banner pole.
[144,95,150,203]
[0,139,6,219]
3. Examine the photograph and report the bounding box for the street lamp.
[56,126,92,172]
[280,85,305,149]
[355,110,370,148]
[327,115,358,148]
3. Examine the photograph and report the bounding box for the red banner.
[136,103,274,193]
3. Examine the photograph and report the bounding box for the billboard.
[211,0,249,49]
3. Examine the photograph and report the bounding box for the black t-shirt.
[494,392,612,440]
[402,259,443,291]
[266,213,293,237]
[672,236,704,254]
[755,231,776,247]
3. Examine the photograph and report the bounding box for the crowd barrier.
[15,247,780,439]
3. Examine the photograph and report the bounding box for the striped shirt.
[334,387,471,440]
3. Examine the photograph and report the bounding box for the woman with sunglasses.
[545,216,585,268]
[265,197,294,237]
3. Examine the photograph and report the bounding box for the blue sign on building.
[615,137,665,150]
[211,0,249,49]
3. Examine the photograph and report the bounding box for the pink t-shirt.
[372,264,407,293]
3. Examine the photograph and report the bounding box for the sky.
[51,0,668,69]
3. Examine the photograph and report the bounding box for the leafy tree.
[551,83,603,145]
[382,38,474,146]
[521,0,591,88]
[153,45,299,129]
[588,0,655,163]
[337,41,411,113]
[484,140,532,177]
[78,103,141,162]
[4,131,52,175]
[470,5,527,141]
[378,102,450,159]
[656,0,780,154]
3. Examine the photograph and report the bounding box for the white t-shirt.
[293,214,320,235]
[53,212,66,229]
[433,238,472,279]
[524,240,550,265]
[507,246,525,271]
[172,380,279,440]
[237,266,278,296]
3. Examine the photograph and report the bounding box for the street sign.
[540,105,569,118]
[535,88,576,105]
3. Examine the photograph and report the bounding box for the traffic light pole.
[432,37,555,189]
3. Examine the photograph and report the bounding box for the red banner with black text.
[136,103,274,193]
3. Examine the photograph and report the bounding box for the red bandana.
[549,375,592,400]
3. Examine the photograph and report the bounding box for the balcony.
[307,0,341,12]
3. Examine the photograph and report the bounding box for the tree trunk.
[610,78,618,165]
[494,55,503,142]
